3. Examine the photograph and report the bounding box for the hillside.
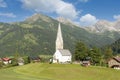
[0,13,120,56]
[0,63,120,80]
[110,38,120,54]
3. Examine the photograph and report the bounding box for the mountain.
[84,20,120,33]
[56,17,78,27]
[114,20,120,30]
[0,13,120,56]
[110,38,120,54]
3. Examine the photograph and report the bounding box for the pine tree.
[104,47,113,61]
[88,47,102,65]
[74,41,88,61]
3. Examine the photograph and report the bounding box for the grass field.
[0,63,120,80]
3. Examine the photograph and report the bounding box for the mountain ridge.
[84,19,120,33]
[0,13,120,56]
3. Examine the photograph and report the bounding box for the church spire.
[56,23,63,51]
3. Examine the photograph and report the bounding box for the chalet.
[53,49,72,63]
[29,56,41,63]
[17,57,24,66]
[2,58,11,65]
[81,60,90,67]
[108,56,120,69]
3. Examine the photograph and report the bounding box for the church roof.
[58,49,71,56]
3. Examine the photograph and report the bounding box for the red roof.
[2,58,11,61]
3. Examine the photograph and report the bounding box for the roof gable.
[58,49,71,56]
[113,56,120,63]
[2,58,11,61]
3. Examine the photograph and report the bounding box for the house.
[53,23,72,63]
[2,57,11,65]
[81,60,90,67]
[29,56,41,63]
[108,56,120,69]
[17,57,24,66]
[53,49,72,63]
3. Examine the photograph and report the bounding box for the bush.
[0,62,3,68]
[23,56,30,64]
[11,58,18,66]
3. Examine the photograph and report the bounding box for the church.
[53,23,72,63]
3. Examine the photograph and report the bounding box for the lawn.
[0,63,120,80]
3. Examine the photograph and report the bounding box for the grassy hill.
[0,63,120,80]
[0,13,120,56]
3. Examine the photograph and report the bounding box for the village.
[0,0,120,80]
[0,23,120,70]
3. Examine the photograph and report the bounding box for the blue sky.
[0,0,120,26]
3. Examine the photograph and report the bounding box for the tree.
[0,62,3,68]
[104,47,113,61]
[88,47,102,65]
[11,51,20,66]
[74,41,88,61]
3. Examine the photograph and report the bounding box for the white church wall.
[53,50,62,63]
[53,50,72,63]
[59,56,71,63]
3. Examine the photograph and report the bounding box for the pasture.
[0,63,120,80]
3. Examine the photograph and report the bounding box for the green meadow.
[0,63,120,80]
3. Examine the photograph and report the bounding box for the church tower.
[56,23,63,51]
[53,23,72,63]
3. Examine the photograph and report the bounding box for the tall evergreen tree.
[88,47,102,65]
[74,41,88,61]
[104,47,113,61]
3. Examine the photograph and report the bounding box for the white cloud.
[20,0,78,20]
[0,13,16,18]
[113,15,120,20]
[0,0,7,7]
[80,14,98,26]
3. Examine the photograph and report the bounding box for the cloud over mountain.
[20,0,78,20]
[80,14,98,26]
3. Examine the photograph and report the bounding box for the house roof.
[113,56,120,63]
[82,61,90,64]
[58,49,71,56]
[2,58,11,61]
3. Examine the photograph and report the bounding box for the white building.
[53,23,72,63]
[53,49,72,63]
[17,57,24,66]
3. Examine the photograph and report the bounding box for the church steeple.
[56,23,63,51]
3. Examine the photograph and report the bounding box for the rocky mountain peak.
[114,19,120,30]
[95,20,112,26]
[57,17,72,23]
[85,20,118,33]
[56,17,79,27]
